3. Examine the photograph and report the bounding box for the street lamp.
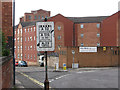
[72,50,75,69]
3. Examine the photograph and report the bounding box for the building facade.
[15,9,50,65]
[20,9,50,22]
[15,10,119,67]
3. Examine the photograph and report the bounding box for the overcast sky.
[15,0,120,25]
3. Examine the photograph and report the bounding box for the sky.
[15,0,120,25]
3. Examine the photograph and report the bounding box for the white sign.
[36,22,54,51]
[79,47,97,52]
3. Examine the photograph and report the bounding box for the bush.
[2,32,10,56]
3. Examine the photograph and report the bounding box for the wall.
[75,23,100,47]
[1,56,13,89]
[101,12,119,46]
[59,47,119,68]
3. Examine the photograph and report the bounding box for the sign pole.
[44,18,49,90]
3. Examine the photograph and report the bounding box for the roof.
[67,16,108,23]
[20,19,44,27]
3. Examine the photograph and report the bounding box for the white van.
[39,55,44,66]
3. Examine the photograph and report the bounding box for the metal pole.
[73,55,74,69]
[13,0,15,86]
[44,51,49,90]
[44,18,49,90]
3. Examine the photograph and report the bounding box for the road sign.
[36,22,54,51]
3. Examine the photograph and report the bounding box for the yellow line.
[17,71,51,88]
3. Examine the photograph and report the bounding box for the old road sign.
[36,22,54,51]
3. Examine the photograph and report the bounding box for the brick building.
[0,0,13,89]
[15,9,50,65]
[48,13,119,68]
[15,10,119,67]
[20,9,50,22]
[101,11,120,46]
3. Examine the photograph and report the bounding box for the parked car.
[18,61,28,67]
[15,61,18,66]
[39,55,44,67]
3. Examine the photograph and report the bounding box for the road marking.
[17,71,51,88]
[76,70,95,73]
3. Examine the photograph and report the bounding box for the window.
[18,29,19,34]
[21,54,22,59]
[58,26,61,30]
[34,27,35,31]
[34,45,35,50]
[81,43,84,47]
[97,33,100,37]
[25,37,26,41]
[15,31,16,34]
[33,55,35,59]
[45,16,47,18]
[25,54,26,58]
[42,16,44,19]
[21,29,22,34]
[97,43,100,46]
[28,46,29,50]
[34,16,37,20]
[14,38,16,41]
[31,28,32,32]
[21,46,22,49]
[97,24,100,28]
[25,29,26,33]
[80,24,84,28]
[81,34,84,38]
[21,37,22,42]
[58,35,61,40]
[38,15,40,19]
[28,37,29,41]
[25,46,26,50]
[31,55,32,59]
[17,37,19,42]
[34,36,35,40]
[30,46,32,49]
[30,36,32,41]
[28,54,29,59]
[29,15,31,20]
[14,46,16,49]
[18,46,19,50]
[18,54,19,58]
[28,28,29,32]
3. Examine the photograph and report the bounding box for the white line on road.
[76,70,95,74]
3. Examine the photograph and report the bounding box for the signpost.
[36,18,54,90]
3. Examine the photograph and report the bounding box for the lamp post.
[72,50,75,69]
[44,18,49,90]
[13,0,15,85]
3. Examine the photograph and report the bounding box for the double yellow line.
[17,71,51,88]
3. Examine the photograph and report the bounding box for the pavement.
[14,67,117,89]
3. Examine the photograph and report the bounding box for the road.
[15,66,119,89]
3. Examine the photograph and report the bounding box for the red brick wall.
[2,57,13,89]
[59,47,119,68]
[48,14,74,53]
[2,1,12,37]
[101,12,119,46]
[75,23,100,47]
